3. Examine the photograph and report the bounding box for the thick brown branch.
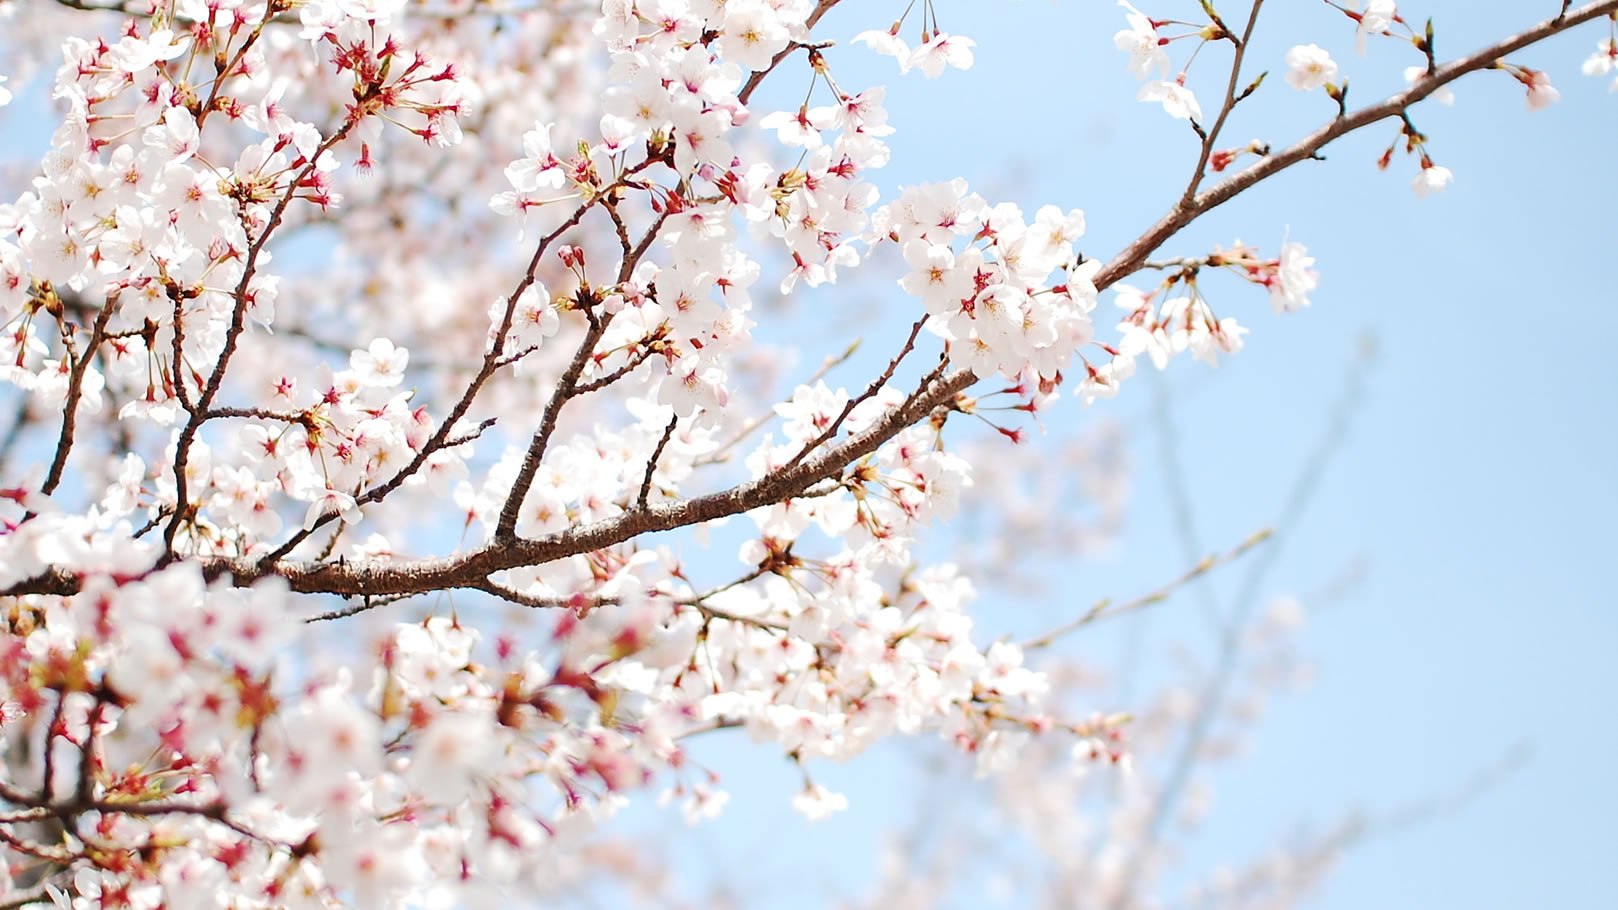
[2,368,976,600]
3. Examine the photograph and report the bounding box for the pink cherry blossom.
[0,4,1606,907]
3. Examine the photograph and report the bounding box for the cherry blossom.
[714,0,795,71]
[1285,44,1339,92]
[908,32,977,79]
[1413,162,1455,197]
[792,782,851,821]
[1584,38,1618,89]
[0,1,1610,907]
[1139,79,1203,121]
[1353,0,1399,55]
[1271,241,1319,313]
[1115,1,1170,78]
[854,24,912,71]
[1521,68,1563,109]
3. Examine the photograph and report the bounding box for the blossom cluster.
[0,3,1113,905]
[1,532,1076,908]
[881,181,1097,383]
[0,0,1611,906]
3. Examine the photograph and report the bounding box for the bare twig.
[1150,369,1225,637]
[41,294,117,495]
[477,579,614,610]
[1021,528,1273,650]
[574,344,657,394]
[1109,339,1371,907]
[697,337,863,466]
[303,590,422,623]
[637,414,680,508]
[1182,0,1268,207]
[0,883,61,910]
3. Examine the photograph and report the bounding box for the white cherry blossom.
[0,3,1606,907]
[1285,44,1339,91]
[1412,163,1454,197]
[1139,79,1203,121]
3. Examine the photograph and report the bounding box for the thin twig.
[637,414,680,508]
[477,579,614,610]
[1021,528,1273,650]
[41,294,117,495]
[494,310,613,540]
[1150,369,1225,637]
[698,337,862,466]
[1110,340,1371,907]
[303,591,421,623]
[1181,0,1268,207]
[737,0,844,105]
[0,883,61,910]
[574,344,657,394]
[778,316,929,475]
[496,189,684,539]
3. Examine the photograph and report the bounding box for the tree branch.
[1181,0,1268,207]
[1098,0,1618,289]
[41,293,116,495]
[7,1,1609,608]
[163,118,362,554]
[2,368,976,600]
